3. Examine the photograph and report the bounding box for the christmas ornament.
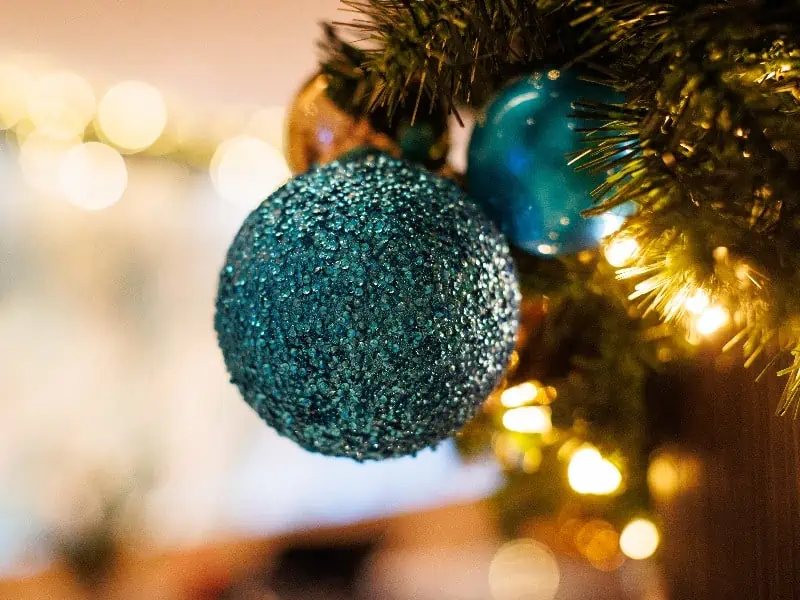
[285,73,388,174]
[467,70,626,257]
[215,152,520,460]
[285,73,449,174]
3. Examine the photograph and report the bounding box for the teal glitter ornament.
[468,70,628,257]
[215,152,520,461]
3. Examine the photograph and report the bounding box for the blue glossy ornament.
[215,152,520,461]
[468,70,628,256]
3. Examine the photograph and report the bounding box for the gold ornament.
[285,73,396,174]
[285,72,450,174]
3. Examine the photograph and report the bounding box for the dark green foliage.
[569,0,800,413]
[457,253,670,534]
[321,0,800,414]
[323,1,552,119]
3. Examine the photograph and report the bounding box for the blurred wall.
[0,0,491,573]
[0,0,340,107]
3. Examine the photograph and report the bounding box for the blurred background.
[0,2,795,600]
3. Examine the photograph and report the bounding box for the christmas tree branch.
[322,1,553,118]
[567,1,800,410]
[321,0,800,412]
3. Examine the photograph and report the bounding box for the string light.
[59,142,128,210]
[604,237,639,267]
[575,519,624,571]
[1,60,289,209]
[27,70,96,138]
[647,454,680,499]
[567,445,622,496]
[619,518,660,560]
[695,304,730,336]
[210,135,290,208]
[522,447,543,473]
[489,540,561,600]
[502,406,552,434]
[500,382,540,408]
[19,131,79,196]
[97,81,167,152]
[684,289,710,314]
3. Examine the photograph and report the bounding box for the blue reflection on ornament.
[468,70,630,256]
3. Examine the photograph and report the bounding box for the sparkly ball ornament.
[468,70,627,257]
[285,73,449,174]
[216,152,520,460]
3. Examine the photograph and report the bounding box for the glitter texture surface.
[215,152,520,460]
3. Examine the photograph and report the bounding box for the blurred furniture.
[0,501,638,600]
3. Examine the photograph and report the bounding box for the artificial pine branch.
[323,1,554,119]
[321,0,800,412]
[568,1,800,410]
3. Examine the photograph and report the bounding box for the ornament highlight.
[215,152,520,460]
[467,70,627,257]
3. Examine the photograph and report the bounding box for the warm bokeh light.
[97,81,167,151]
[0,64,33,129]
[567,446,622,496]
[648,454,680,499]
[537,244,556,256]
[695,304,730,336]
[619,518,660,560]
[59,142,128,210]
[575,519,623,571]
[247,106,286,150]
[604,237,639,268]
[27,70,96,137]
[501,382,539,408]
[522,447,543,473]
[684,289,710,315]
[210,135,291,208]
[489,539,560,600]
[493,433,524,467]
[502,406,552,435]
[19,131,80,196]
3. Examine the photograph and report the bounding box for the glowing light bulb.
[59,142,128,210]
[619,518,660,560]
[503,406,552,434]
[604,237,639,267]
[695,305,729,336]
[97,81,167,151]
[489,540,560,600]
[567,446,622,496]
[211,135,290,208]
[648,454,680,499]
[713,246,729,262]
[28,70,96,138]
[598,213,626,239]
[501,382,539,408]
[684,289,710,314]
[0,64,33,129]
